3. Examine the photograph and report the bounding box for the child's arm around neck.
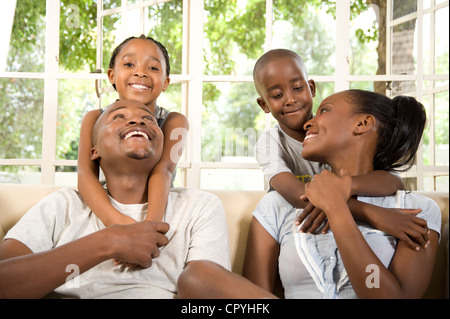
[145,111,189,221]
[78,109,135,226]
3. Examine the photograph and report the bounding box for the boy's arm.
[348,170,429,249]
[78,110,135,226]
[270,172,308,208]
[146,112,189,221]
[299,168,430,250]
[351,170,404,196]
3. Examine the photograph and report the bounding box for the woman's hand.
[302,169,352,214]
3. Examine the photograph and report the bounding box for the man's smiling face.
[91,99,163,169]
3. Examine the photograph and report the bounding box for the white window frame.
[0,0,448,191]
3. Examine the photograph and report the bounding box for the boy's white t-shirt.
[5,187,230,299]
[254,125,328,189]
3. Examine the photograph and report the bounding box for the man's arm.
[0,221,169,298]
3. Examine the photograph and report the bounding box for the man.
[0,100,230,298]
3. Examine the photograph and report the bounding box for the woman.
[177,90,441,299]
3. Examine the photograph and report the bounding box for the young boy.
[253,49,328,211]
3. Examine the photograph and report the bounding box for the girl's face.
[107,39,170,110]
[301,91,359,167]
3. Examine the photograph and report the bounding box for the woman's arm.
[78,110,134,225]
[145,112,189,221]
[242,217,280,293]
[305,170,438,298]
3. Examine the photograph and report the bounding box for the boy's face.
[255,56,315,138]
[107,39,170,110]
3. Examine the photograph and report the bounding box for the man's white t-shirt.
[4,187,230,299]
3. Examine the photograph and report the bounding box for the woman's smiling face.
[301,91,360,165]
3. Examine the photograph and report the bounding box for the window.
[1,0,448,191]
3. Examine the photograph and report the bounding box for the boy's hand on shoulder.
[367,206,430,251]
[296,203,330,234]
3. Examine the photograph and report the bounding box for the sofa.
[0,183,448,299]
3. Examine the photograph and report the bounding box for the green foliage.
[2,0,447,171]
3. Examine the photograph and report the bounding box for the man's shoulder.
[169,187,221,203]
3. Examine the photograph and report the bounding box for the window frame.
[0,0,448,191]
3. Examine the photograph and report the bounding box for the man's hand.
[107,221,169,268]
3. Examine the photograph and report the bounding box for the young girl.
[78,35,188,227]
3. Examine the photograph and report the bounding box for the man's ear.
[257,97,271,114]
[354,114,377,135]
[90,146,100,161]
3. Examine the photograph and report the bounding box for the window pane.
[55,166,77,187]
[202,82,262,162]
[392,0,417,20]
[422,94,432,166]
[0,166,41,184]
[0,78,44,159]
[103,0,121,10]
[59,0,97,73]
[312,82,335,113]
[5,0,46,73]
[435,90,449,166]
[57,79,99,161]
[350,81,386,93]
[146,0,184,75]
[159,82,182,113]
[350,4,379,76]
[391,19,417,78]
[102,13,121,72]
[204,0,265,76]
[435,7,449,75]
[201,168,264,191]
[436,176,449,192]
[273,0,335,76]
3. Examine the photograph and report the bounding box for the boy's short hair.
[253,49,308,94]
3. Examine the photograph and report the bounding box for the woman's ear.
[354,114,377,135]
